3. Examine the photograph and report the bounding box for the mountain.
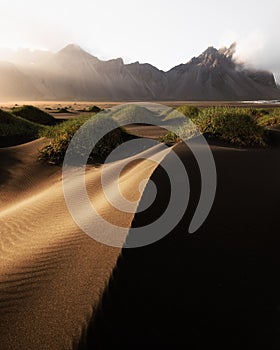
[0,61,41,100]
[17,44,167,100]
[0,43,279,101]
[166,44,280,100]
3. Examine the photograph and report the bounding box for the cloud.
[219,30,280,82]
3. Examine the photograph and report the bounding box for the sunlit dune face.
[84,158,158,228]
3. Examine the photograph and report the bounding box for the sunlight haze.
[0,0,279,78]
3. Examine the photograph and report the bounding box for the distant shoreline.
[1,100,280,109]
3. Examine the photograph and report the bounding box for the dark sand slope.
[0,140,165,349]
[85,140,280,348]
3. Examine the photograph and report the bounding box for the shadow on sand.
[80,140,280,349]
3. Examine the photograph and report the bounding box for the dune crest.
[0,139,168,349]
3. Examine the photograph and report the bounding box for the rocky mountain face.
[166,45,279,100]
[0,44,279,101]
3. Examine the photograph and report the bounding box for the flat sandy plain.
[2,99,280,109]
[0,101,280,349]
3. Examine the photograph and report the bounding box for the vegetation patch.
[0,109,42,146]
[56,107,70,113]
[163,104,199,121]
[160,107,267,147]
[159,131,181,145]
[0,109,41,137]
[256,109,280,127]
[40,114,134,165]
[86,105,102,113]
[12,105,56,126]
[195,107,266,146]
[109,104,157,125]
[159,121,198,145]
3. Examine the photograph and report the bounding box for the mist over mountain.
[0,61,41,100]
[0,44,279,101]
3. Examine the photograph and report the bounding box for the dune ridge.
[0,139,168,349]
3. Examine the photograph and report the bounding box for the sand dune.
[85,141,280,348]
[0,139,59,209]
[0,138,168,349]
[1,130,280,348]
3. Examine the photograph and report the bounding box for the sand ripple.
[0,139,166,349]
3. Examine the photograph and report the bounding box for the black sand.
[83,138,280,348]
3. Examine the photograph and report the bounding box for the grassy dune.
[0,109,43,146]
[161,105,280,147]
[109,104,157,124]
[2,102,280,151]
[40,113,134,165]
[12,105,57,126]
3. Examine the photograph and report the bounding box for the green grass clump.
[159,131,181,144]
[257,115,280,127]
[86,105,102,113]
[109,105,157,124]
[163,104,199,121]
[40,114,133,165]
[159,121,199,145]
[0,109,42,138]
[56,107,70,113]
[176,105,199,118]
[40,116,89,139]
[256,109,280,127]
[12,105,56,126]
[247,108,270,117]
[194,107,265,146]
[160,107,267,147]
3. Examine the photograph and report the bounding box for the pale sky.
[0,0,279,78]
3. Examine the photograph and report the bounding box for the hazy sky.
[0,0,279,78]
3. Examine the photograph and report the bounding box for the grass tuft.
[109,104,157,124]
[195,108,266,146]
[163,104,199,121]
[256,108,280,127]
[86,105,102,113]
[40,114,133,165]
[12,105,56,126]
[160,107,267,147]
[0,109,42,137]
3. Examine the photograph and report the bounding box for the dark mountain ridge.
[0,43,279,101]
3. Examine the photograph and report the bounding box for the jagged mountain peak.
[202,46,219,55]
[105,57,124,66]
[187,44,236,68]
[58,44,84,54]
